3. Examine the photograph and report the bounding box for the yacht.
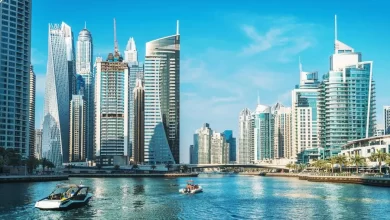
[179,180,203,194]
[35,183,92,210]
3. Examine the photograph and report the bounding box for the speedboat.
[35,183,92,210]
[179,180,203,194]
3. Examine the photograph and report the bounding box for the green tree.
[336,155,348,172]
[328,157,338,173]
[165,163,173,171]
[41,158,48,172]
[182,165,189,173]
[373,150,388,173]
[286,163,293,172]
[350,155,366,173]
[151,165,157,170]
[26,156,39,174]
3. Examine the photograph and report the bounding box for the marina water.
[1,175,390,219]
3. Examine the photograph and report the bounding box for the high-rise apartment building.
[292,60,320,160]
[35,129,43,160]
[0,0,31,156]
[211,132,229,164]
[144,21,180,164]
[124,37,138,65]
[273,103,292,159]
[95,20,130,166]
[238,109,253,164]
[42,23,73,166]
[384,106,390,134]
[193,123,212,164]
[253,103,274,161]
[189,145,194,164]
[223,130,236,162]
[29,66,36,157]
[133,78,145,164]
[76,26,94,160]
[318,16,376,158]
[69,95,86,162]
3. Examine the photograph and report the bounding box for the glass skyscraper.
[144,21,180,164]
[0,0,31,156]
[42,23,73,166]
[69,95,86,162]
[76,26,94,160]
[223,130,236,162]
[318,17,376,158]
[253,104,274,161]
[29,65,36,158]
[238,108,253,164]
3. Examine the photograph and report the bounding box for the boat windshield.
[51,187,69,195]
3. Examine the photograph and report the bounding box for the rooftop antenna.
[176,20,179,35]
[114,18,119,54]
[334,14,338,53]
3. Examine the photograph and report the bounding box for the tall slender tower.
[318,15,376,158]
[144,21,180,164]
[253,103,274,161]
[193,123,213,164]
[0,0,31,157]
[384,106,390,134]
[273,103,292,159]
[29,66,36,158]
[238,109,253,164]
[124,37,138,65]
[94,19,130,166]
[42,23,72,166]
[133,78,145,164]
[69,95,86,162]
[76,25,94,160]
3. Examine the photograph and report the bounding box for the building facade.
[69,95,86,162]
[292,61,320,160]
[133,78,145,164]
[76,26,94,160]
[189,145,194,164]
[193,123,212,164]
[42,23,73,167]
[318,30,376,158]
[210,132,229,164]
[0,0,32,156]
[29,66,36,157]
[273,103,292,159]
[144,22,180,164]
[223,130,236,163]
[384,106,390,135]
[95,51,129,166]
[253,104,274,162]
[238,108,253,164]
[35,129,43,160]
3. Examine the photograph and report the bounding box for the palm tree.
[182,165,189,173]
[286,163,293,172]
[298,163,307,172]
[350,155,366,173]
[41,158,48,172]
[165,163,173,171]
[336,155,348,172]
[328,157,338,173]
[373,150,388,173]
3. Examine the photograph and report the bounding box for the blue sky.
[31,0,390,163]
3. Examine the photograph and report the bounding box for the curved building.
[42,23,73,167]
[144,22,180,164]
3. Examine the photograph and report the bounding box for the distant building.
[29,66,36,158]
[210,132,229,164]
[189,145,194,164]
[69,95,86,162]
[193,123,212,164]
[375,125,385,137]
[223,130,236,163]
[273,103,292,159]
[238,109,254,164]
[35,129,43,160]
[133,78,145,164]
[384,106,390,134]
[253,103,274,162]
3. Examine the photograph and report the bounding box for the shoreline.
[0,175,69,183]
[69,173,199,178]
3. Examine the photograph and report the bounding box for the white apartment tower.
[238,108,254,164]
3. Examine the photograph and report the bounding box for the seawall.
[68,173,199,178]
[0,175,69,183]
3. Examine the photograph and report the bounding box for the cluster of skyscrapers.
[0,0,181,167]
[237,16,377,164]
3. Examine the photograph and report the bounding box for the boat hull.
[35,194,92,211]
[179,187,203,194]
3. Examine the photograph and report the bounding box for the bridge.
[174,164,287,170]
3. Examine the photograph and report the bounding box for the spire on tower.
[334,14,338,42]
[176,20,179,35]
[114,18,119,55]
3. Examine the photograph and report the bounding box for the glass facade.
[42,23,72,167]
[223,130,236,162]
[253,105,274,161]
[0,0,31,156]
[144,33,180,164]
[69,95,86,162]
[238,108,253,164]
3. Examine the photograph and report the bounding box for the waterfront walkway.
[0,175,68,183]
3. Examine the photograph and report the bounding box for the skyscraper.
[253,103,274,161]
[318,15,376,158]
[76,25,94,160]
[292,59,320,160]
[29,66,36,158]
[63,23,76,100]
[0,0,31,156]
[95,19,129,166]
[42,23,73,167]
[238,108,253,164]
[144,21,180,164]
[384,106,390,134]
[133,78,145,164]
[210,132,229,164]
[189,145,194,164]
[35,129,43,160]
[193,123,213,164]
[223,130,236,163]
[124,37,143,159]
[69,95,86,162]
[273,103,292,159]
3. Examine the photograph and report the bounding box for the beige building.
[273,103,293,159]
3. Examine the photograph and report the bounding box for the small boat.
[179,180,203,194]
[35,183,92,210]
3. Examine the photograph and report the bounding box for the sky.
[31,0,390,163]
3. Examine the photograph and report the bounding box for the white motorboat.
[35,183,92,210]
[179,180,203,194]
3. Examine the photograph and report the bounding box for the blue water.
[0,175,389,219]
